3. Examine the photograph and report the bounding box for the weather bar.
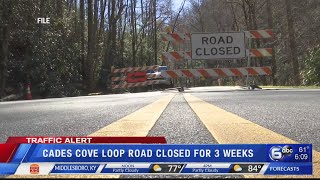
[10,162,312,175]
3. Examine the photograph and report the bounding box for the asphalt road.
[122,94,240,179]
[0,92,167,143]
[0,86,319,178]
[189,88,320,151]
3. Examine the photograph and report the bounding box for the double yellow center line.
[184,93,319,178]
[8,93,319,178]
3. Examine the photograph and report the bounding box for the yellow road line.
[7,93,176,179]
[89,93,175,137]
[183,93,319,178]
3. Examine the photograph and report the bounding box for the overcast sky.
[172,0,190,11]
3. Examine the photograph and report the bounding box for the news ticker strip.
[0,162,312,175]
[0,138,312,176]
[0,144,312,163]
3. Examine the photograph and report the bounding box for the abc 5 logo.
[269,145,293,161]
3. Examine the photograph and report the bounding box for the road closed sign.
[191,32,246,60]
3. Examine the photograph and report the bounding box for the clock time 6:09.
[295,153,308,160]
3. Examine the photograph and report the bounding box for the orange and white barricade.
[160,67,272,79]
[111,66,161,90]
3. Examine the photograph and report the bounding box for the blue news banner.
[0,144,312,175]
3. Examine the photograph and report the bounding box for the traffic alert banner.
[0,136,313,175]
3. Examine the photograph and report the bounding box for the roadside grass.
[261,85,320,89]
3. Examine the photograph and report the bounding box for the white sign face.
[191,32,246,60]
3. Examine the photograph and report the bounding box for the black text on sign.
[191,33,246,60]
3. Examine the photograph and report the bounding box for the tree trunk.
[74,0,78,36]
[0,0,11,98]
[140,0,144,66]
[98,0,107,40]
[0,26,9,98]
[147,1,152,65]
[153,0,157,65]
[119,0,129,67]
[110,0,117,68]
[130,0,136,67]
[87,0,94,92]
[267,0,277,85]
[101,0,117,91]
[57,0,63,18]
[252,1,266,85]
[80,0,85,89]
[39,0,45,38]
[56,0,64,29]
[92,0,99,81]
[285,0,300,85]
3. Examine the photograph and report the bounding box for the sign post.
[245,31,252,88]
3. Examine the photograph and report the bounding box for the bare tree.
[266,0,277,85]
[87,0,94,91]
[0,0,11,97]
[80,0,85,87]
[285,0,300,85]
[130,0,137,66]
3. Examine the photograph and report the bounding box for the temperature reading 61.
[299,146,310,153]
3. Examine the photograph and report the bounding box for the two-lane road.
[0,92,168,142]
[0,86,319,178]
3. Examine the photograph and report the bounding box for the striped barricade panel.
[248,30,273,39]
[160,33,191,42]
[161,49,272,61]
[111,76,126,82]
[112,80,161,89]
[161,51,192,62]
[111,66,160,90]
[112,65,159,73]
[250,48,273,57]
[160,30,273,42]
[160,67,272,79]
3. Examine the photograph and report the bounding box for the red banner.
[0,144,19,162]
[5,136,167,144]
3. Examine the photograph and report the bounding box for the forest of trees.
[0,0,319,99]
